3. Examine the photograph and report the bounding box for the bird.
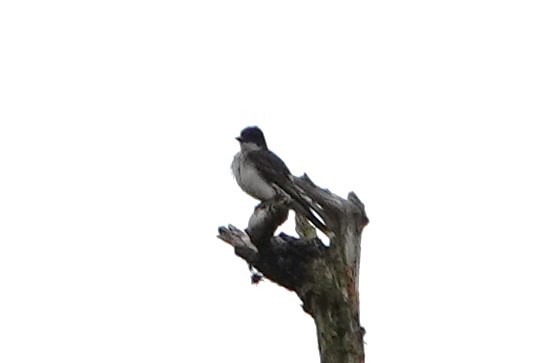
[231,126,327,234]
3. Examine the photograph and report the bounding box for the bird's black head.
[236,126,268,149]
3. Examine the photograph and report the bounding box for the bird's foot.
[254,196,289,211]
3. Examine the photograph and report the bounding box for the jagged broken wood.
[218,174,369,363]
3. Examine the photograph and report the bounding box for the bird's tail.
[290,200,329,236]
[281,186,329,236]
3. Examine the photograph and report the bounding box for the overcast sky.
[1,1,544,362]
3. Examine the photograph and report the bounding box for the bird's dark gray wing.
[246,150,328,234]
[245,150,292,187]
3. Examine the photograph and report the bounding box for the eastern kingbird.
[232,126,327,234]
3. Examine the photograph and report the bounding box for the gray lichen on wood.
[218,174,368,363]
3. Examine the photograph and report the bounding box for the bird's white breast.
[232,152,277,201]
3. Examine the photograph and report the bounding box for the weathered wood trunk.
[218,175,368,363]
[302,223,365,363]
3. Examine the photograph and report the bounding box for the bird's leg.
[254,194,287,210]
[254,199,273,210]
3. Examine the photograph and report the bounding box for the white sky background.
[1,1,544,362]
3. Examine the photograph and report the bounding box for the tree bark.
[218,174,369,363]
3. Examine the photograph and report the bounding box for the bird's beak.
[235,136,242,142]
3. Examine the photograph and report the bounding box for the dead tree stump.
[218,174,369,363]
